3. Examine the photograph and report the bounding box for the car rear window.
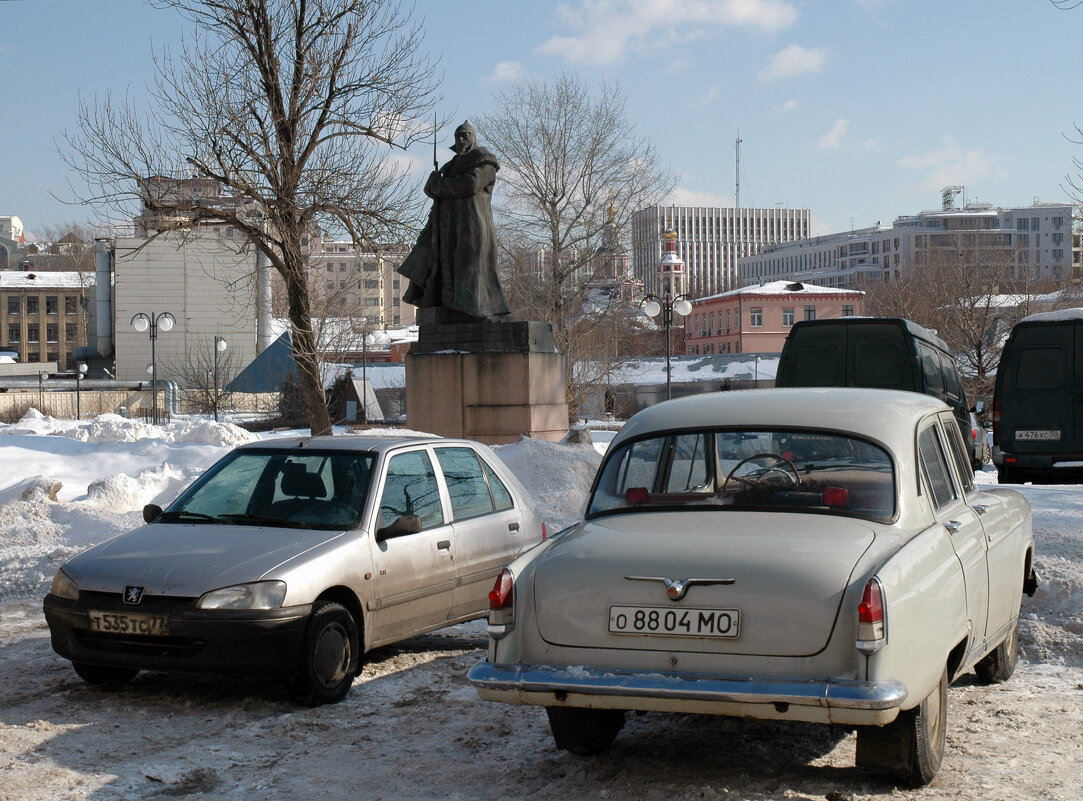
[587,429,895,522]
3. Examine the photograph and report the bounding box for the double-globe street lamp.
[642,292,694,400]
[212,336,228,422]
[131,312,175,425]
[75,361,87,420]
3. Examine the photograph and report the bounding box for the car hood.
[532,511,876,657]
[62,523,349,598]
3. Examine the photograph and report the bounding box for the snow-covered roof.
[698,280,862,303]
[1020,307,1083,324]
[0,271,93,289]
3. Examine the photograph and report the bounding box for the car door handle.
[508,522,520,532]
[972,504,988,515]
[437,540,451,550]
[944,520,961,534]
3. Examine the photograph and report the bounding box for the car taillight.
[857,577,886,653]
[487,568,515,636]
[823,486,849,509]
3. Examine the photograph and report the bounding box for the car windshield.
[587,429,895,522]
[164,449,376,530]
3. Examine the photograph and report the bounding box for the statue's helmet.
[451,120,477,154]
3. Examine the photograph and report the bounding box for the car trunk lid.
[533,512,875,657]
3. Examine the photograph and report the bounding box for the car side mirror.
[375,514,422,542]
[973,399,986,414]
[143,503,163,523]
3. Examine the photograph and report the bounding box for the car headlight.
[50,569,79,600]
[196,581,287,610]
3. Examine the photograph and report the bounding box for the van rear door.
[1001,322,1080,456]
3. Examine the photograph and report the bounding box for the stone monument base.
[405,315,569,444]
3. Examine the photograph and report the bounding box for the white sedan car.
[44,435,545,704]
[469,388,1037,786]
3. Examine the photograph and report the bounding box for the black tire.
[546,707,625,756]
[72,662,140,685]
[975,618,1019,683]
[856,667,947,787]
[291,601,360,705]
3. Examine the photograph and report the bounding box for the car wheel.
[975,618,1019,683]
[545,707,625,756]
[856,667,947,787]
[72,662,140,685]
[292,601,360,705]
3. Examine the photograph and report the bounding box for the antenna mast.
[735,129,742,209]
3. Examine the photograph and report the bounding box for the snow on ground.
[0,409,1080,800]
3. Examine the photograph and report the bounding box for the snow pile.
[86,461,189,512]
[493,436,602,531]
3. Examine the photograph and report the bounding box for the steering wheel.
[722,453,801,492]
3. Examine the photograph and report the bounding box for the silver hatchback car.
[44,434,545,704]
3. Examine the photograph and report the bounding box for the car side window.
[481,459,514,511]
[435,447,496,521]
[917,343,945,395]
[917,425,957,509]
[379,451,444,530]
[940,417,976,494]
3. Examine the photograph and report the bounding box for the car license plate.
[1015,429,1061,441]
[87,610,170,636]
[608,606,739,638]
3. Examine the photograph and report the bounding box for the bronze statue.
[399,121,510,322]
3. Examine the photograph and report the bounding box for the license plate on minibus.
[608,606,739,638]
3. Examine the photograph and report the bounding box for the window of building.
[1017,217,1028,230]
[782,308,795,326]
[365,280,379,289]
[7,297,19,315]
[28,351,40,363]
[365,297,380,306]
[47,350,59,364]
[750,308,763,327]
[46,324,58,343]
[27,296,39,315]
[339,263,347,272]
[27,324,39,343]
[1053,232,1063,245]
[1053,249,1064,260]
[225,227,235,238]
[65,296,78,315]
[843,304,855,317]
[363,262,377,272]
[1053,216,1064,230]
[1032,217,1040,231]
[326,280,335,291]
[804,305,816,321]
[45,296,58,314]
[7,324,19,343]
[66,323,77,340]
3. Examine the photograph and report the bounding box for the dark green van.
[992,309,1083,484]
[776,317,972,436]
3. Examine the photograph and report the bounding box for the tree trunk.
[284,263,332,435]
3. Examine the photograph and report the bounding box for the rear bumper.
[43,594,309,676]
[467,660,907,726]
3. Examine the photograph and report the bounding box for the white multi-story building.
[739,199,1077,288]
[631,205,811,297]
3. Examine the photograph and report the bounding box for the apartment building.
[739,198,1076,288]
[0,271,93,369]
[632,205,811,297]
[303,237,415,328]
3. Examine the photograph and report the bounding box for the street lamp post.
[75,361,87,419]
[642,292,694,400]
[38,370,48,412]
[131,312,175,425]
[213,336,228,422]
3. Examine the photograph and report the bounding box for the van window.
[1016,345,1066,389]
[793,343,840,385]
[853,342,906,388]
[917,343,945,394]
[940,352,963,401]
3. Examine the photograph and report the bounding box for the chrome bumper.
[468,660,907,715]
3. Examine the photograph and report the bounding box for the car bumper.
[467,660,907,726]
[43,594,310,676]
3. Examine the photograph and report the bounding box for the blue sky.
[2,0,1081,238]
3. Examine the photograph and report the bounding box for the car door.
[434,445,525,620]
[917,417,989,657]
[367,448,455,643]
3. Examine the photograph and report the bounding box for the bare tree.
[59,0,440,434]
[165,335,244,417]
[477,72,676,417]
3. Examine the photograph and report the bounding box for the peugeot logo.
[123,586,145,605]
[625,575,735,601]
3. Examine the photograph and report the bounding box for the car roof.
[611,387,948,456]
[234,434,478,456]
[788,316,951,352]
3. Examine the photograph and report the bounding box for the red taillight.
[972,427,979,442]
[626,487,648,505]
[489,568,513,610]
[823,486,849,509]
[857,577,885,650]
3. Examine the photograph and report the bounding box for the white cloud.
[772,98,801,113]
[895,136,1008,193]
[695,87,720,107]
[816,118,848,150]
[537,0,799,65]
[758,44,829,81]
[482,61,527,84]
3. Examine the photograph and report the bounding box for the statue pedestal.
[405,316,569,444]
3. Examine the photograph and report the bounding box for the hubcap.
[313,621,350,688]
